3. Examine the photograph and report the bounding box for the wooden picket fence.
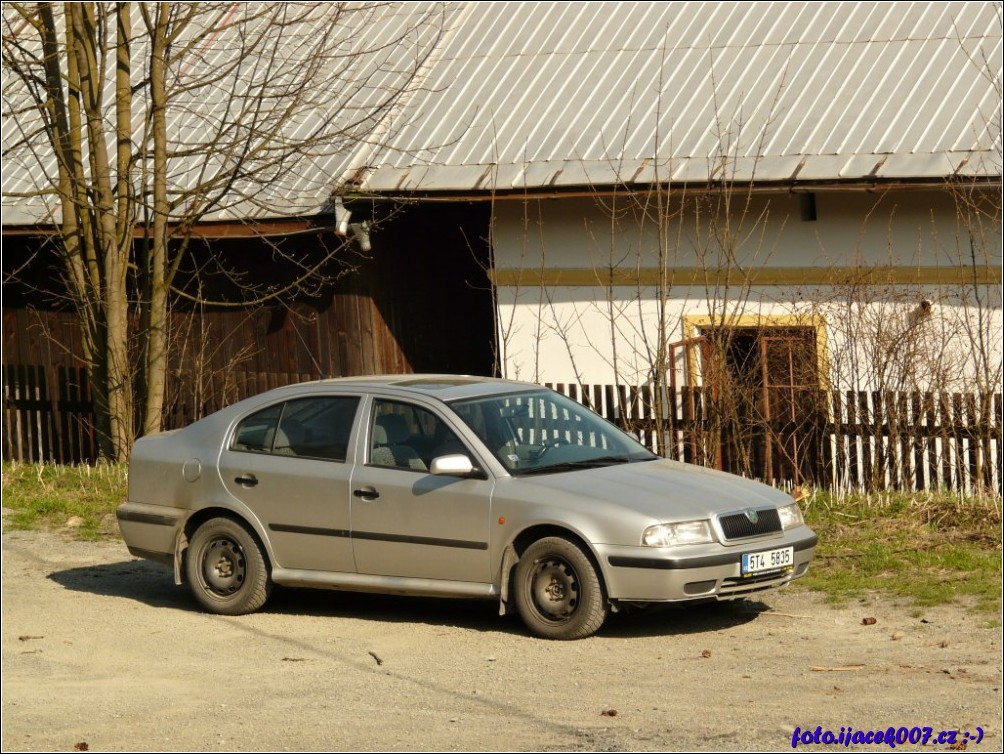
[2,364,312,465]
[3,365,1000,496]
[547,382,1002,497]
[2,365,97,465]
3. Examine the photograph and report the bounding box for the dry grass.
[799,490,1002,612]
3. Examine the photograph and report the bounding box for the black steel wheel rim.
[528,556,580,623]
[201,537,247,596]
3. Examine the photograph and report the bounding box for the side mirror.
[429,454,481,478]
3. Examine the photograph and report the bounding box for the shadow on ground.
[47,559,770,638]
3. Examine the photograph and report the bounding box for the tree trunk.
[70,2,132,461]
[141,1,170,438]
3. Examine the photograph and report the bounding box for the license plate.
[741,546,794,576]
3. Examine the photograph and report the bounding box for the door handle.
[353,487,380,500]
[234,474,258,487]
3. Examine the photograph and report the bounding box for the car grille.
[718,570,793,597]
[718,508,782,540]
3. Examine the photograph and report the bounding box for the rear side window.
[231,396,360,461]
[232,404,283,453]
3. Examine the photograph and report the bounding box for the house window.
[712,326,819,424]
[672,314,829,484]
[678,314,829,394]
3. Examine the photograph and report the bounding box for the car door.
[219,395,360,573]
[349,397,494,583]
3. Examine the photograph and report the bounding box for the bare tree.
[3,1,445,460]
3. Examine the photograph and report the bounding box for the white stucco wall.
[491,189,1002,392]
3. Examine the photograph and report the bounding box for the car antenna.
[286,308,327,380]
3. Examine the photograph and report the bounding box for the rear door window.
[232,396,360,461]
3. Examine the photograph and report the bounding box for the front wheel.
[514,537,608,639]
[186,517,271,615]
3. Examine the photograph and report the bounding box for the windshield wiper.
[517,456,639,475]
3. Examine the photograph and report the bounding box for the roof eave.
[342,174,1002,204]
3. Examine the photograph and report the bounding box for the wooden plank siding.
[548,383,1002,497]
[2,272,415,463]
[2,204,503,464]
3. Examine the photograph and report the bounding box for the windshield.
[449,390,657,475]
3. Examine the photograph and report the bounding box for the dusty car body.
[118,375,817,639]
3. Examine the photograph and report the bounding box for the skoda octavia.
[118,375,817,639]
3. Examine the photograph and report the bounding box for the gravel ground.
[2,526,1001,752]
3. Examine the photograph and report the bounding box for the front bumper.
[596,529,818,602]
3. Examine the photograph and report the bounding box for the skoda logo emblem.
[745,509,759,524]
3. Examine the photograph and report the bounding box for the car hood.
[514,458,791,521]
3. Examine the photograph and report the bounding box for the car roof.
[278,374,546,403]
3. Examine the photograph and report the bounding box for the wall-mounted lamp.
[349,221,371,252]
[333,197,372,252]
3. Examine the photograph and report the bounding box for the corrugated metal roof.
[1,2,453,225]
[355,1,1002,193]
[3,2,1000,226]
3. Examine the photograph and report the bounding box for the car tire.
[514,536,607,639]
[186,517,271,615]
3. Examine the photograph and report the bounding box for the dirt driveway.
[2,526,1000,752]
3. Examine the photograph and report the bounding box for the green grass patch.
[2,461,127,540]
[799,491,1002,612]
[2,463,1001,612]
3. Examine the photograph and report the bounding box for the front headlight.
[778,501,805,530]
[642,520,714,547]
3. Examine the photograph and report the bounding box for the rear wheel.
[186,517,271,615]
[514,536,607,639]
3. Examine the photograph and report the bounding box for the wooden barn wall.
[3,203,496,463]
[2,247,414,463]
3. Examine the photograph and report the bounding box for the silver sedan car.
[118,375,817,639]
